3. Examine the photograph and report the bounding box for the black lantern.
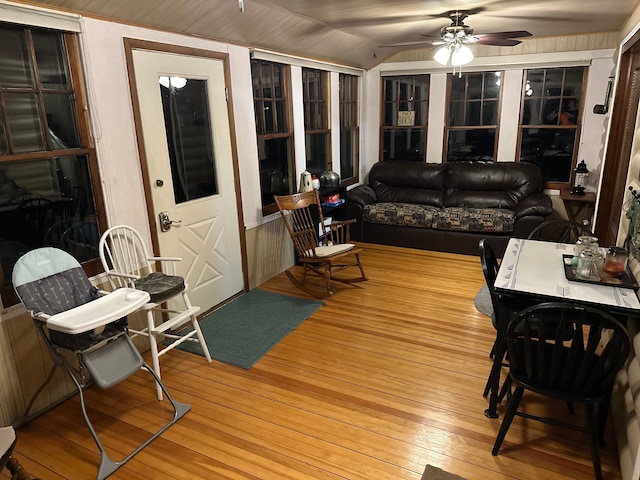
[571,160,589,195]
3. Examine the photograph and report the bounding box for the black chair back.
[527,219,593,243]
[506,302,630,401]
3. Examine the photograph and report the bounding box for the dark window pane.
[305,132,329,176]
[447,129,496,162]
[340,128,357,179]
[4,93,46,152]
[468,102,481,125]
[159,78,218,203]
[560,98,579,125]
[0,154,98,268]
[467,74,483,100]
[275,100,286,132]
[542,98,561,125]
[545,70,563,96]
[263,100,274,133]
[258,137,292,205]
[382,129,424,161]
[0,27,33,88]
[563,68,584,96]
[484,73,501,99]
[32,30,69,89]
[519,128,575,182]
[449,102,465,127]
[0,121,7,154]
[44,93,79,148]
[383,103,394,126]
[413,101,427,126]
[451,75,465,100]
[483,100,498,125]
[523,98,542,125]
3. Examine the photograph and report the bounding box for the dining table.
[485,237,640,419]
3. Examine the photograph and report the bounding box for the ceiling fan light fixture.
[451,45,474,66]
[434,46,451,65]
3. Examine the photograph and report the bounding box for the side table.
[559,187,596,226]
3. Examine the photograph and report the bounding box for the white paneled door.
[131,49,244,313]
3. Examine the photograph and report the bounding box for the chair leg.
[6,456,40,480]
[147,310,163,401]
[324,264,332,296]
[586,403,603,480]
[355,253,367,280]
[492,386,524,456]
[183,291,212,364]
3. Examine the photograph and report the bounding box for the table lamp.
[571,160,589,195]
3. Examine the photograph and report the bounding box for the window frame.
[338,73,359,187]
[302,67,330,175]
[0,25,105,308]
[250,58,295,216]
[516,66,588,189]
[444,71,503,163]
[380,74,430,162]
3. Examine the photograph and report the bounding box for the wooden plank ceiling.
[15,0,638,68]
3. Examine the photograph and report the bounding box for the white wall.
[79,17,264,238]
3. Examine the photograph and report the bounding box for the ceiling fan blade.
[475,38,522,46]
[476,30,532,39]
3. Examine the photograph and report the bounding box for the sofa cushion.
[363,202,439,228]
[444,161,544,210]
[432,207,515,233]
[369,160,446,207]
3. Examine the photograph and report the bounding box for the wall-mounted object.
[593,77,613,115]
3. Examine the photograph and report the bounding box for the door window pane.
[159,77,218,204]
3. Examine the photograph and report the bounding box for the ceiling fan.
[382,9,532,49]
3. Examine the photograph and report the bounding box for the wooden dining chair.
[274,190,367,297]
[1,426,39,480]
[478,239,519,406]
[492,302,631,480]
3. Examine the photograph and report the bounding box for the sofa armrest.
[346,185,376,207]
[514,193,553,219]
[345,186,375,241]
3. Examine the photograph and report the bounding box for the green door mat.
[175,289,323,368]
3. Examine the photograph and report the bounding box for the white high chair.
[98,225,212,400]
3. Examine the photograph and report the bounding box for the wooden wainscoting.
[10,243,621,480]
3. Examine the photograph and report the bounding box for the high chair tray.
[47,288,150,334]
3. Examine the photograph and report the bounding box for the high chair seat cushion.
[135,272,185,303]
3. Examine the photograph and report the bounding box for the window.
[445,71,502,162]
[518,67,586,184]
[339,73,359,186]
[381,75,429,161]
[0,23,104,307]
[251,59,294,213]
[302,68,330,175]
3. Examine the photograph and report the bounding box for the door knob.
[158,211,181,232]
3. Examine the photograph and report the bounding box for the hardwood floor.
[10,243,621,479]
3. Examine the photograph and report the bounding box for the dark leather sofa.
[345,160,553,256]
